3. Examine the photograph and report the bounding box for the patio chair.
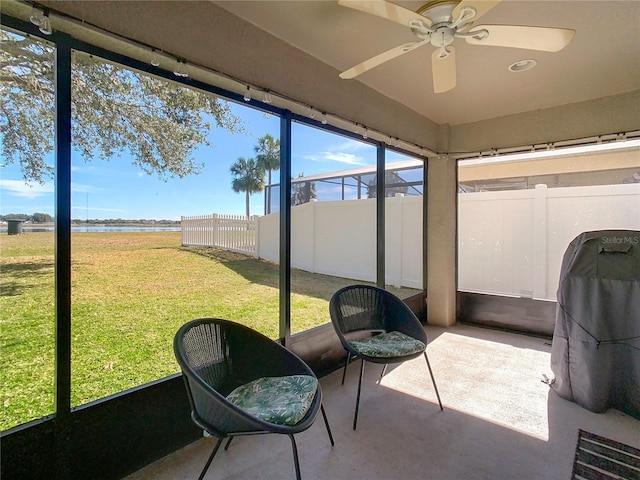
[174,318,334,480]
[329,285,443,430]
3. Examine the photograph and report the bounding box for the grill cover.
[550,230,640,418]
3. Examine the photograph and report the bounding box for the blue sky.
[0,102,417,221]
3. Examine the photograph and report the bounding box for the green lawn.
[0,230,417,431]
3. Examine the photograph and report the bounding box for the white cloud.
[0,179,54,199]
[71,162,136,178]
[72,183,103,194]
[333,139,371,153]
[0,178,104,199]
[298,150,367,166]
[297,138,374,167]
[321,151,364,165]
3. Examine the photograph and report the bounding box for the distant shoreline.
[1,223,182,233]
[1,221,180,227]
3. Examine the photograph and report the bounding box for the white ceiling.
[215,0,640,126]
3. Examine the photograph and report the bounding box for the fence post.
[394,193,404,288]
[253,215,259,258]
[533,184,548,299]
[311,199,317,273]
[211,213,218,248]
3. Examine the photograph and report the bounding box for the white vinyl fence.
[181,213,258,254]
[458,183,640,300]
[182,195,423,288]
[182,183,640,299]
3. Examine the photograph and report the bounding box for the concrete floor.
[125,324,640,480]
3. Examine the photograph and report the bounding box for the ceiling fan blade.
[340,41,425,79]
[466,25,576,52]
[432,46,456,94]
[452,0,501,25]
[338,0,431,28]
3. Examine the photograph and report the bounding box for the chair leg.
[378,364,388,384]
[198,436,224,480]
[320,403,335,446]
[288,434,302,480]
[353,358,365,430]
[341,352,351,385]
[224,436,233,451]
[424,352,443,411]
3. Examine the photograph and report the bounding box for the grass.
[0,231,418,431]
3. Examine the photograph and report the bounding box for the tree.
[31,212,53,223]
[291,173,317,206]
[1,30,242,185]
[254,134,280,213]
[230,157,264,218]
[254,134,280,186]
[367,171,409,198]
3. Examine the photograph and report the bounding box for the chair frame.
[174,318,334,480]
[329,285,443,430]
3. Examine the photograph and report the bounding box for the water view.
[1,225,181,233]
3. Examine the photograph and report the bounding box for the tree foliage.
[0,212,53,222]
[291,173,317,206]
[230,156,264,218]
[254,133,280,186]
[31,212,53,223]
[367,171,409,198]
[229,135,282,217]
[254,133,280,213]
[1,30,242,185]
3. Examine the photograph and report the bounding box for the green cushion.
[348,331,425,358]
[226,375,318,426]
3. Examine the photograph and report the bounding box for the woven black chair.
[174,318,334,480]
[329,285,443,430]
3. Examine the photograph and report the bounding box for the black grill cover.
[550,230,640,418]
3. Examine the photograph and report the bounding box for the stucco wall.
[450,90,640,153]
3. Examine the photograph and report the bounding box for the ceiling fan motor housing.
[431,26,456,47]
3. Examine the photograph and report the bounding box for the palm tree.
[254,134,280,213]
[230,157,265,217]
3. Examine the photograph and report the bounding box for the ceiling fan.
[338,0,575,93]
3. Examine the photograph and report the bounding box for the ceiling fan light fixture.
[508,59,537,72]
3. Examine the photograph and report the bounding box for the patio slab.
[125,324,640,480]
